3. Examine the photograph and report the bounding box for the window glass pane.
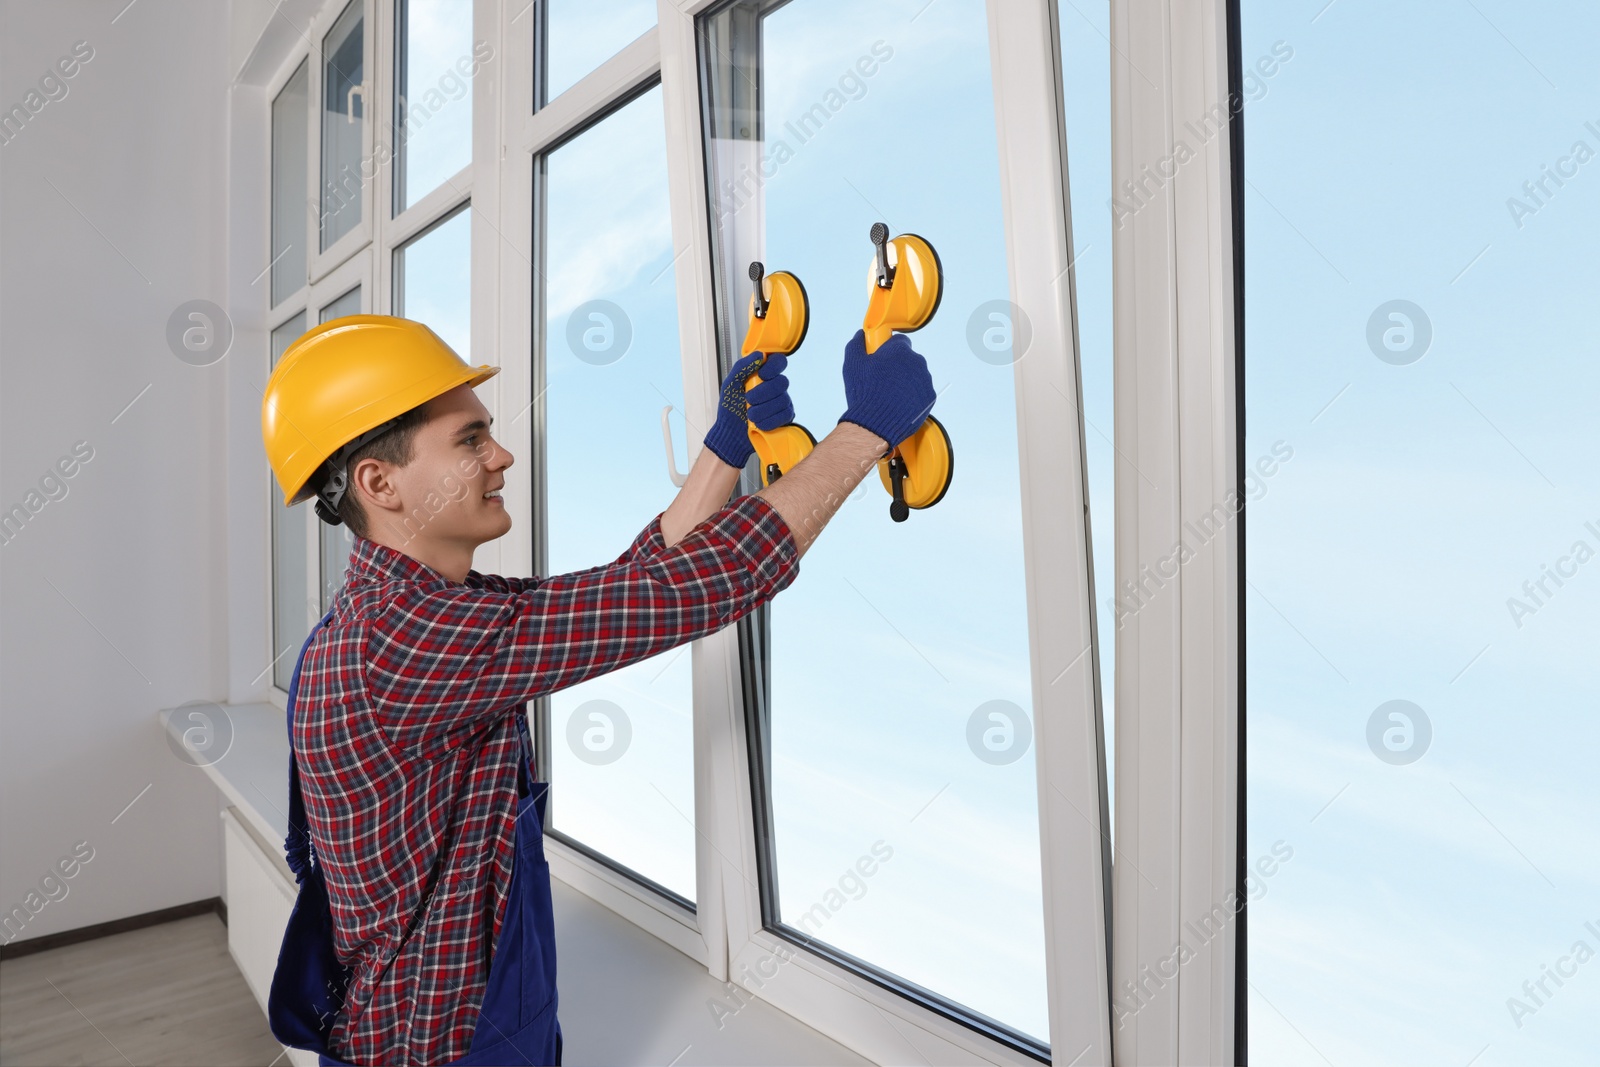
[394,205,471,356]
[542,86,693,900]
[319,286,361,608]
[272,312,311,690]
[395,0,475,212]
[321,511,357,610]
[544,0,655,104]
[321,0,365,250]
[701,0,1047,1044]
[1059,0,1114,837]
[1241,5,1599,1063]
[272,61,309,305]
[320,285,361,324]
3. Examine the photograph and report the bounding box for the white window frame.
[312,241,373,322]
[225,0,1250,1061]
[1107,0,1243,1063]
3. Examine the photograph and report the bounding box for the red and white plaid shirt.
[293,494,799,1065]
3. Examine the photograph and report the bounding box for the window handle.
[346,83,364,123]
[660,405,687,488]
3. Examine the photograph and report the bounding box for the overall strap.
[284,610,338,882]
[512,710,536,796]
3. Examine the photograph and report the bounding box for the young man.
[260,315,936,1065]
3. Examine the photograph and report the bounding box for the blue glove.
[837,330,936,453]
[703,350,796,468]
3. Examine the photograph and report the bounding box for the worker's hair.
[324,403,430,539]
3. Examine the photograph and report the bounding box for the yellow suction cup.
[741,262,816,485]
[860,223,952,521]
[876,414,953,519]
[863,223,943,355]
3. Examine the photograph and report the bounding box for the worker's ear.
[350,456,402,518]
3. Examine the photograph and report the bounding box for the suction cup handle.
[887,454,910,522]
[749,261,770,319]
[870,223,893,289]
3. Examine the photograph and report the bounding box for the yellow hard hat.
[262,315,499,512]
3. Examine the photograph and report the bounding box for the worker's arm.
[470,351,791,591]
[753,329,935,560]
[367,493,798,753]
[465,515,669,593]
[660,442,743,548]
[657,349,793,547]
[468,442,745,595]
[753,421,886,560]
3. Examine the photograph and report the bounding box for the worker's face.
[381,384,515,548]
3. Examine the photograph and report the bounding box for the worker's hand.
[837,329,936,454]
[702,350,795,469]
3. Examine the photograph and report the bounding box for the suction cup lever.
[870,222,893,289]
[749,261,770,319]
[887,454,910,522]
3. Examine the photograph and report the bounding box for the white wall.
[0,0,234,945]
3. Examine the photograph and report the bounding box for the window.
[1240,3,1599,1062]
[271,61,309,307]
[393,204,470,353]
[538,86,697,903]
[394,0,474,213]
[700,0,1049,1047]
[320,0,366,251]
[248,0,1116,1054]
[319,285,361,322]
[542,0,656,105]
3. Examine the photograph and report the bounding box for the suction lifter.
[742,261,817,486]
[861,222,953,522]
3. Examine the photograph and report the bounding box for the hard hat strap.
[312,415,405,527]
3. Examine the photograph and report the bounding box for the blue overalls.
[267,609,563,1065]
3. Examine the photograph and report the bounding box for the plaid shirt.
[292,494,799,1065]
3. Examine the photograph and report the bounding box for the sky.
[1237,1,1599,1064]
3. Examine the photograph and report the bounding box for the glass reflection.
[544,0,656,104]
[321,0,364,250]
[272,61,308,305]
[395,0,475,212]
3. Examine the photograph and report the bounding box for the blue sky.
[1239,2,1598,1064]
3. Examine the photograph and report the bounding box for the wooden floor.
[0,913,290,1066]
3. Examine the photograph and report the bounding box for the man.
[261,315,936,1065]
